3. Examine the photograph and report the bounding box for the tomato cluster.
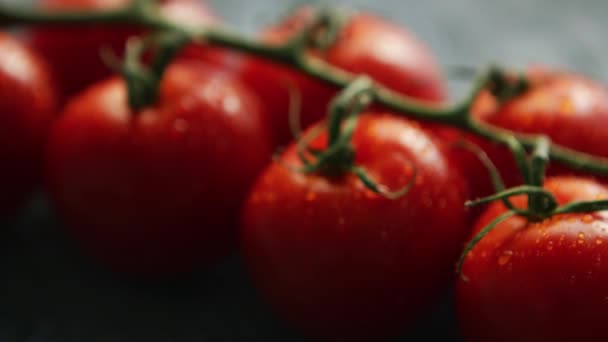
[2,0,608,340]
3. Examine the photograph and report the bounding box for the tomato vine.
[3,0,608,262]
[1,1,608,175]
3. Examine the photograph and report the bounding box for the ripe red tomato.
[46,60,272,277]
[0,33,57,217]
[446,70,608,200]
[241,114,470,339]
[457,177,608,341]
[237,7,446,146]
[26,0,219,100]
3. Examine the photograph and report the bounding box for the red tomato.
[0,33,57,217]
[457,177,608,341]
[46,60,272,277]
[241,114,470,339]
[26,0,219,100]
[237,7,446,146]
[445,70,608,200]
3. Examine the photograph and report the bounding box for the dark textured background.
[1,0,607,341]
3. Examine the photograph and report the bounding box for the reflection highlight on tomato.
[242,114,470,339]
[46,60,272,277]
[238,7,446,146]
[0,33,57,217]
[457,177,608,342]
[444,69,608,200]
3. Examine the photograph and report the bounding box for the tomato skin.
[46,61,272,277]
[27,0,219,100]
[238,7,446,146]
[242,114,470,339]
[450,70,608,200]
[0,33,57,217]
[482,71,608,175]
[457,177,608,342]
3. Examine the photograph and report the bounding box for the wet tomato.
[242,114,470,339]
[237,7,446,146]
[46,60,272,277]
[457,177,608,341]
[447,70,608,200]
[0,33,57,217]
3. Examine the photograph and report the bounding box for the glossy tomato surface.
[238,7,446,146]
[457,177,608,342]
[0,33,57,217]
[46,60,272,277]
[242,114,470,339]
[447,70,608,200]
[27,0,218,100]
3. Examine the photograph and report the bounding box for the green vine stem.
[286,76,416,198]
[458,182,608,280]
[457,136,608,280]
[3,2,608,176]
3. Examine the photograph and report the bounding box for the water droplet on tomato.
[583,215,594,223]
[173,118,189,133]
[306,191,317,202]
[498,250,513,266]
[596,239,604,245]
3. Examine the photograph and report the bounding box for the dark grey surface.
[2,0,608,341]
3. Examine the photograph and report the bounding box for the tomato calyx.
[456,136,608,280]
[284,6,349,53]
[278,76,416,200]
[486,68,530,104]
[101,31,189,110]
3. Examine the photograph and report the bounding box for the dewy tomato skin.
[446,70,608,200]
[242,114,470,339]
[0,33,57,217]
[46,61,272,277]
[457,177,608,342]
[237,7,447,146]
[27,0,219,100]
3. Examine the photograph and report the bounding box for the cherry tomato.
[237,7,446,146]
[46,60,272,277]
[445,70,608,200]
[241,114,470,339]
[457,177,608,341]
[26,0,219,100]
[0,33,57,217]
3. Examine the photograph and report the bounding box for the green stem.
[529,136,551,212]
[3,3,608,176]
[465,185,557,214]
[553,200,608,215]
[327,76,374,145]
[457,210,518,280]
